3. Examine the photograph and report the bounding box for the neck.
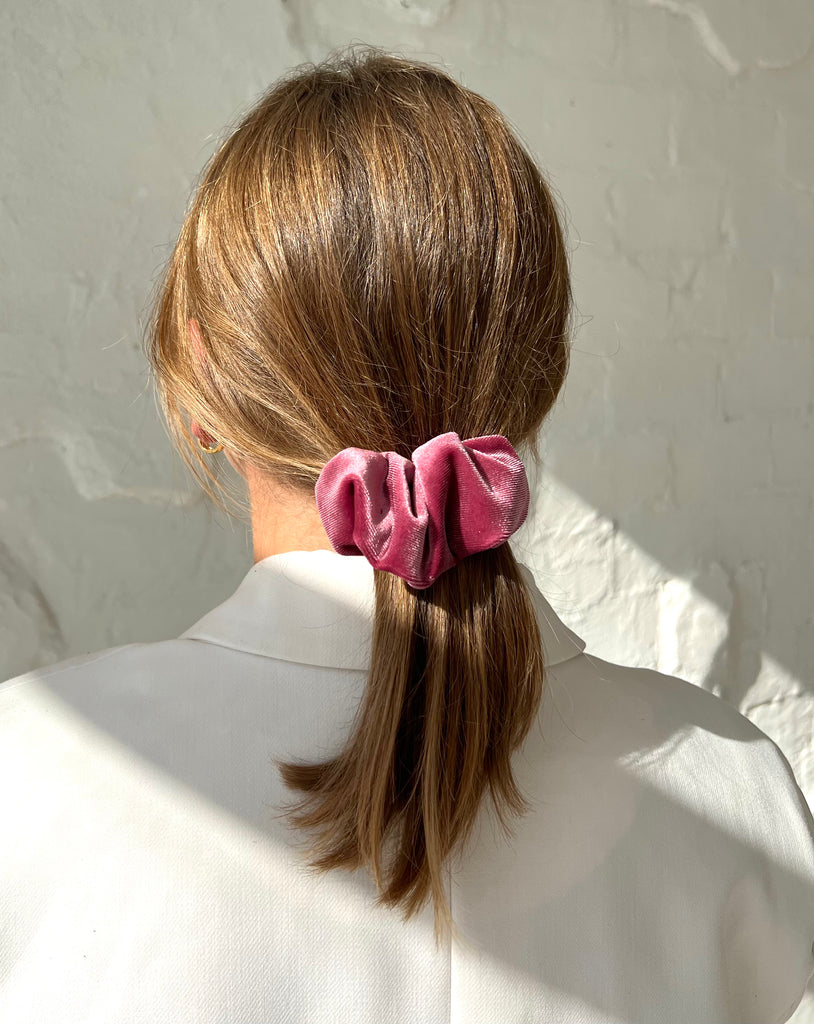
[246,464,334,563]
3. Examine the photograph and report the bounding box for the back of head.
[146,44,574,947]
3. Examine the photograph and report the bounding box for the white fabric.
[2,548,813,1024]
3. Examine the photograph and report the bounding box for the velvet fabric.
[314,431,530,589]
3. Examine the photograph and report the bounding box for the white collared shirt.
[1,549,813,1023]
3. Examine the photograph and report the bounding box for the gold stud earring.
[197,435,224,454]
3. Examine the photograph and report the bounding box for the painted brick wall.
[1,1,812,1015]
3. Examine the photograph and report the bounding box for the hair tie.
[314,431,530,589]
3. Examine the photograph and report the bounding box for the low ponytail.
[274,541,546,947]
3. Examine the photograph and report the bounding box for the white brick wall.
[1,2,812,1015]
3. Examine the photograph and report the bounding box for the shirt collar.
[179,548,587,671]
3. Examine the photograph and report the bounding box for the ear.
[187,318,246,479]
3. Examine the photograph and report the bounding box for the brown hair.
[145,44,574,947]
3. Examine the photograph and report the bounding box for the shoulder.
[561,652,814,1021]
[0,633,236,693]
[0,641,174,701]
[559,650,780,745]
[0,640,206,722]
[1,644,142,694]
[552,651,814,898]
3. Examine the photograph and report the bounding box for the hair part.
[144,43,574,947]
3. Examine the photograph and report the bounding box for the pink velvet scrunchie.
[314,431,530,589]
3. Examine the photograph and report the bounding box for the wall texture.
[1,0,812,1014]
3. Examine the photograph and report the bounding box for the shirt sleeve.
[718,733,814,1024]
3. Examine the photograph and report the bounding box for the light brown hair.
[145,44,574,947]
